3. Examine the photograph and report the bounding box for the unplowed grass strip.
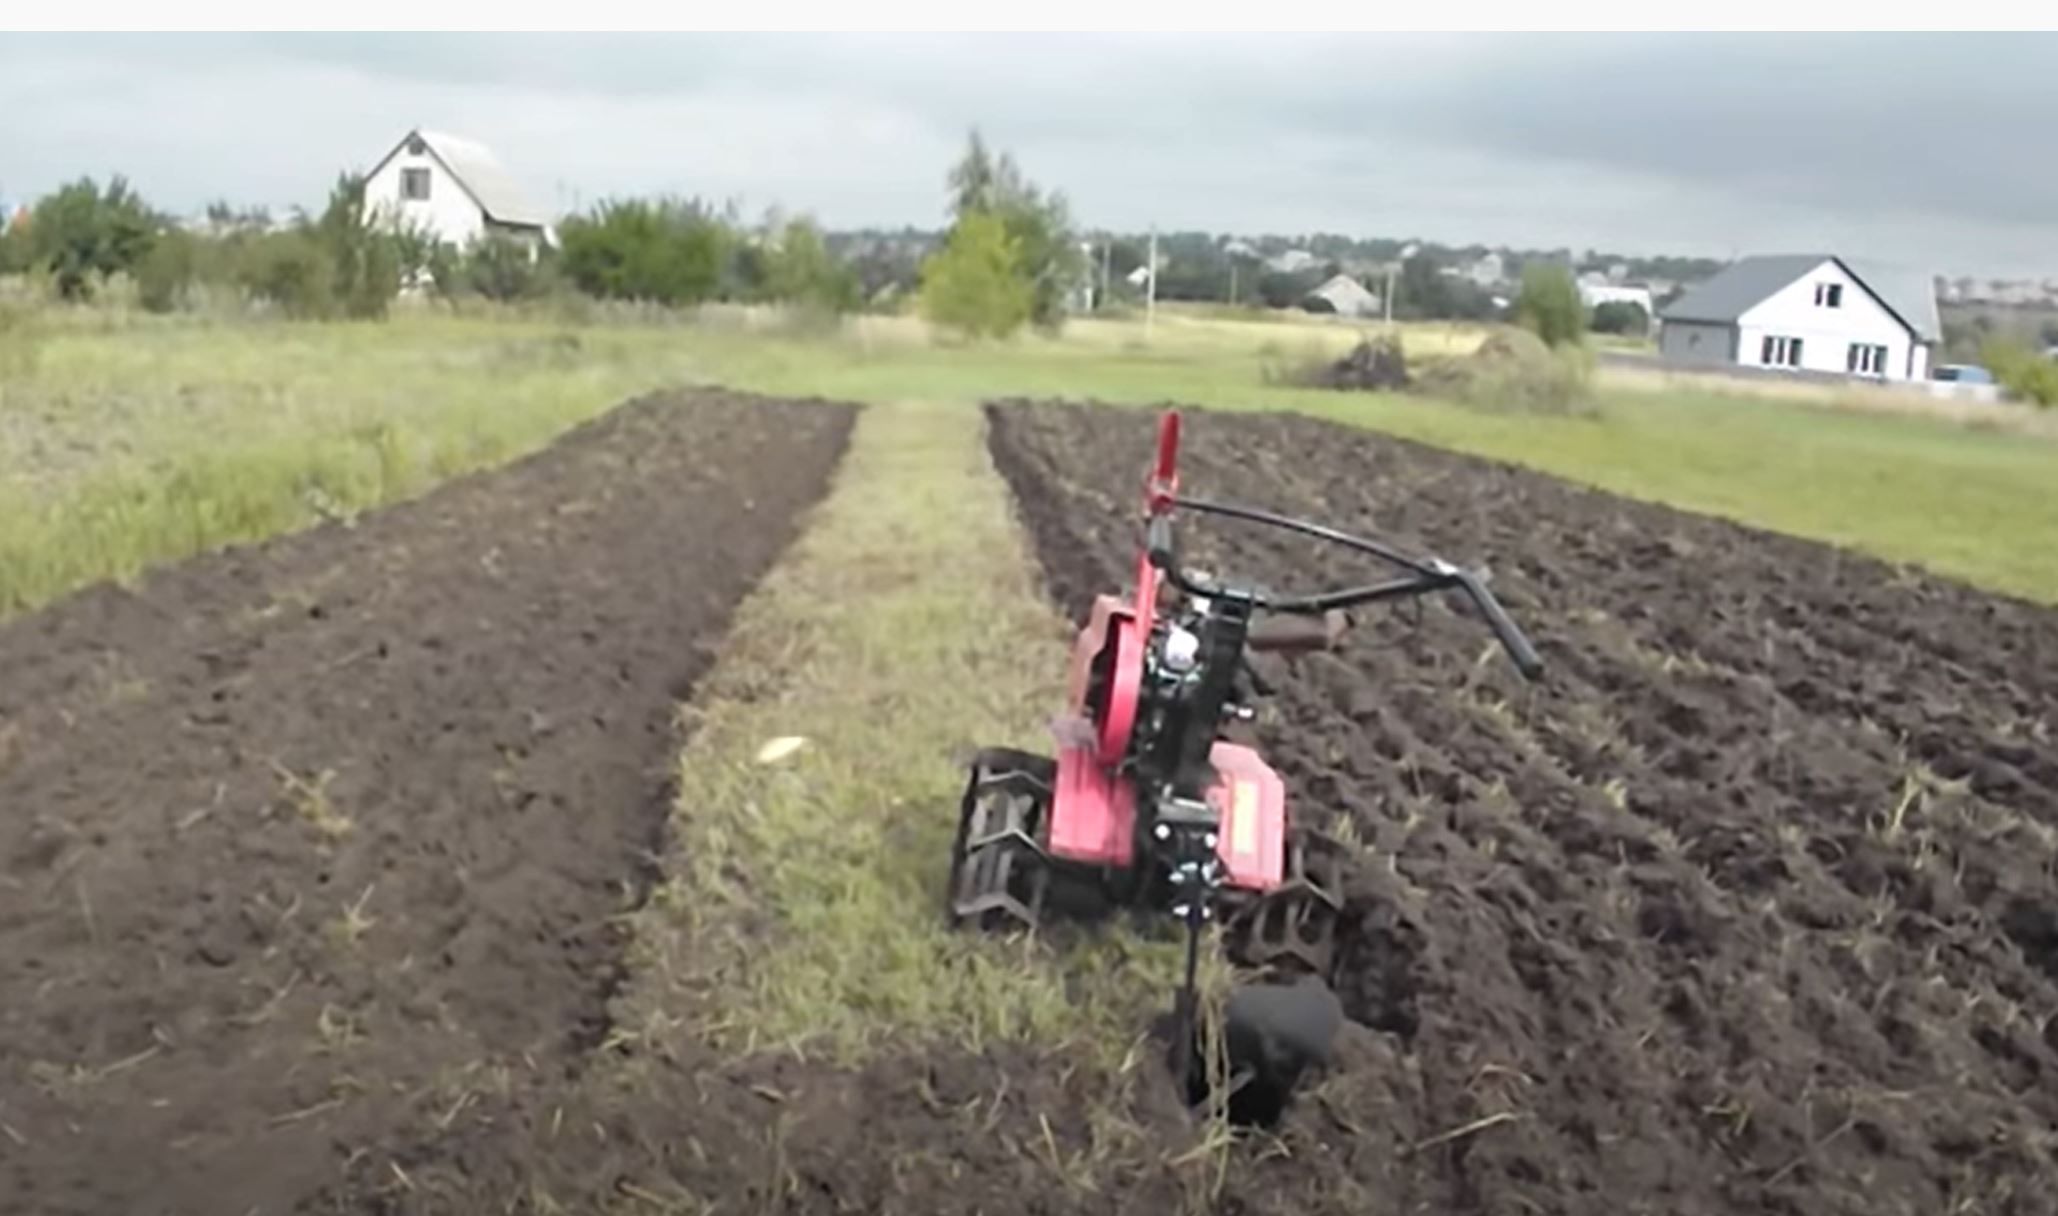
[620,400,1175,1065]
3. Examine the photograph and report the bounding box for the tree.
[761,217,859,313]
[0,219,29,275]
[135,229,199,313]
[1515,263,1587,348]
[1590,300,1650,336]
[1393,253,1453,320]
[558,198,729,304]
[1981,337,2058,408]
[461,234,554,301]
[313,173,401,319]
[240,230,337,318]
[28,176,159,299]
[919,210,1032,339]
[942,130,1083,329]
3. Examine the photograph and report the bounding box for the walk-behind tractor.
[949,408,1542,1122]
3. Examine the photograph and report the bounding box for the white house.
[1301,273,1381,318]
[1266,249,1319,275]
[1579,281,1655,315]
[361,128,555,250]
[1658,254,1937,382]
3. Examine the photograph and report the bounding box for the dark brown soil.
[0,390,853,1216]
[985,399,2058,1216]
[12,388,2058,1216]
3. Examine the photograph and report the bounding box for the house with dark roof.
[1658,254,1938,382]
[361,128,555,251]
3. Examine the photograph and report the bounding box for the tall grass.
[0,313,710,614]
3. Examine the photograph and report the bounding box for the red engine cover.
[1048,739,1286,893]
[1042,405,1285,893]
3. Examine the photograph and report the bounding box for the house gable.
[365,131,492,221]
[1734,258,1923,379]
[361,128,550,250]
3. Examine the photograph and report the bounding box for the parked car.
[1924,363,2001,402]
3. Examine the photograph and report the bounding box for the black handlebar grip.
[1146,515,1174,570]
[1453,571,1544,680]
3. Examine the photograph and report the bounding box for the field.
[990,401,2058,1213]
[0,391,855,1213]
[3,305,2058,1213]
[7,306,2058,615]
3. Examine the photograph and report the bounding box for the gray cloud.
[2,33,2054,275]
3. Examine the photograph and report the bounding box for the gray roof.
[1660,253,1938,342]
[394,128,550,229]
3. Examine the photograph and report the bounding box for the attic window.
[1813,282,1843,308]
[406,135,427,156]
[401,168,431,201]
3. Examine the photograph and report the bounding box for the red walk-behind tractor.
[949,408,1542,1119]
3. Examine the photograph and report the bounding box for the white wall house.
[1658,254,1937,382]
[361,128,554,251]
[1578,281,1655,315]
[1301,273,1381,318]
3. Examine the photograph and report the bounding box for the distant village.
[5,124,2056,398]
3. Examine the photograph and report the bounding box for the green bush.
[1591,300,1650,336]
[559,199,730,304]
[0,222,30,275]
[460,235,555,301]
[241,231,337,318]
[1514,263,1586,348]
[27,177,160,300]
[136,229,199,313]
[761,217,859,315]
[315,175,400,319]
[1982,337,2058,408]
[919,210,1032,339]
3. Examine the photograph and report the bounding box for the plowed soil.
[986,399,2058,1215]
[12,388,2058,1216]
[0,390,853,1216]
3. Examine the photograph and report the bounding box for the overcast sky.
[3,33,2055,277]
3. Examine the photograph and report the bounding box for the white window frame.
[1813,282,1844,308]
[401,167,431,201]
[1760,334,1804,368]
[1846,342,1887,376]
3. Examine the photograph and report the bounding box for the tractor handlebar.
[1145,499,1543,680]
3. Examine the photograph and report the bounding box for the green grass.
[4,302,2056,617]
[682,325,2058,605]
[613,399,1180,1065]
[0,310,706,614]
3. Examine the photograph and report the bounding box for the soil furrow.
[0,389,854,1216]
[986,397,2058,1216]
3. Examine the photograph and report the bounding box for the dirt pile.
[0,390,853,1215]
[1295,326,1594,414]
[986,398,2058,1215]
[1413,327,1595,414]
[1309,334,1410,390]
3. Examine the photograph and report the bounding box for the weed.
[328,884,377,949]
[271,762,353,841]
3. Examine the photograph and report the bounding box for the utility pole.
[1100,237,1112,313]
[1384,263,1397,325]
[1228,259,1238,307]
[1145,226,1158,343]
